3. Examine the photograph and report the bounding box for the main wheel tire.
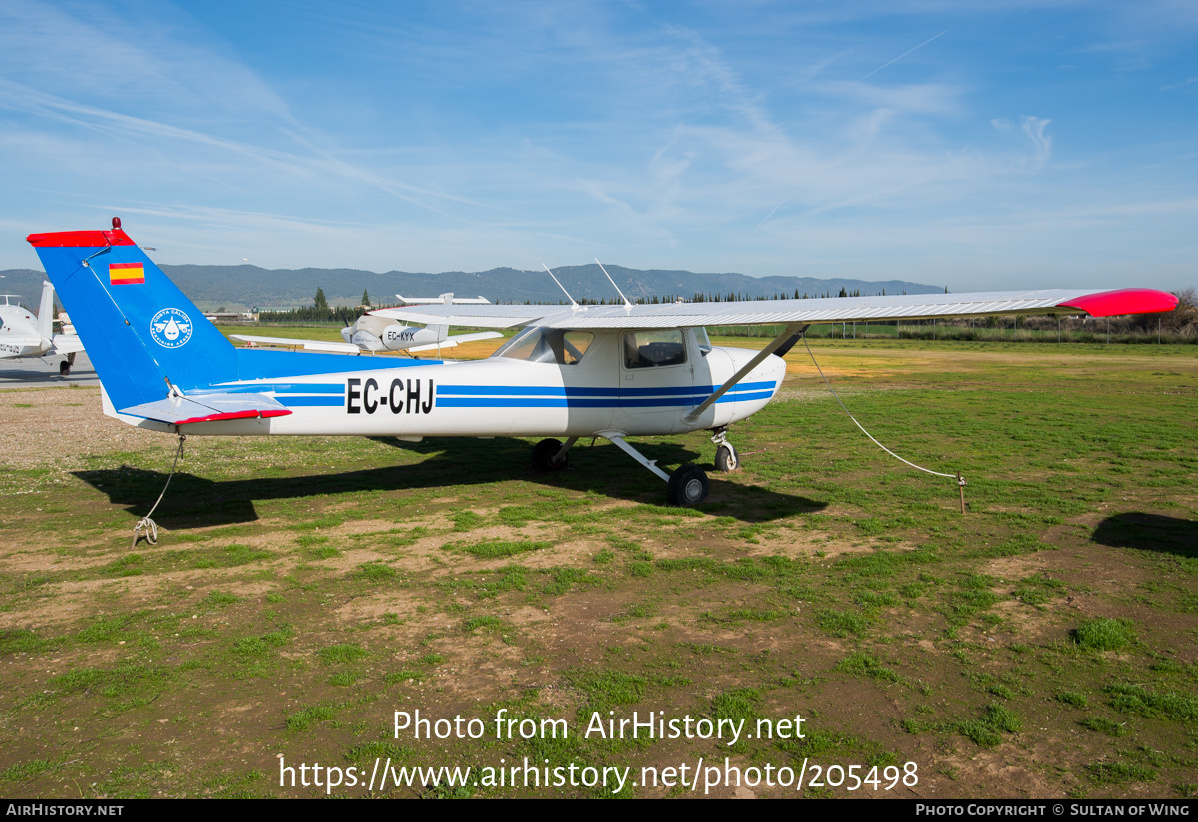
[531,438,569,472]
[59,361,71,377]
[715,442,739,472]
[667,465,709,507]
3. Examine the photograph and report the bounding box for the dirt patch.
[0,388,165,469]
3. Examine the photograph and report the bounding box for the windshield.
[492,327,594,365]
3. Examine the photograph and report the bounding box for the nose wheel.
[715,442,738,472]
[711,427,739,473]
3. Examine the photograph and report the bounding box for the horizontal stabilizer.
[50,334,85,355]
[119,392,292,425]
[231,334,361,354]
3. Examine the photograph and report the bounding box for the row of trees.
[312,287,372,309]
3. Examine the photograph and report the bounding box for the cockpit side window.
[492,327,595,365]
[693,327,713,357]
[623,330,687,369]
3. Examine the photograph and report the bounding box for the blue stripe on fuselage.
[436,381,776,398]
[435,382,777,409]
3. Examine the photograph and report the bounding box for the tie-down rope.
[801,334,967,511]
[132,434,186,547]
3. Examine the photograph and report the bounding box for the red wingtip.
[1056,288,1179,318]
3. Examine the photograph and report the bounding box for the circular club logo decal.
[149,308,193,349]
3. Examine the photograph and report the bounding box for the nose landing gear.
[711,427,739,472]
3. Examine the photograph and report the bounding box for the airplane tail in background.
[27,221,239,410]
[36,280,54,340]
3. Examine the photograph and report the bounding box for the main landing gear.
[667,466,709,507]
[531,437,576,472]
[58,352,76,377]
[531,430,744,508]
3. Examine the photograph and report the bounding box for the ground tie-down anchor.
[132,433,186,548]
[958,471,967,515]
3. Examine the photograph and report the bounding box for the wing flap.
[231,334,361,354]
[119,392,292,425]
[406,331,505,352]
[368,305,558,328]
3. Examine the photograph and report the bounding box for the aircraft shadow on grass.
[1091,513,1197,560]
[72,437,826,529]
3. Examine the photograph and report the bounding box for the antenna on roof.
[542,264,578,308]
[595,258,632,309]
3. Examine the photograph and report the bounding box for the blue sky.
[1,1,1195,291]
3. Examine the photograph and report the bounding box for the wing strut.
[682,323,807,424]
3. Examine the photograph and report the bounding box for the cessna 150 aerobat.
[27,220,1178,506]
[0,279,84,375]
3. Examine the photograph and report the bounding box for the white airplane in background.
[0,280,84,375]
[231,293,502,355]
[28,220,1179,507]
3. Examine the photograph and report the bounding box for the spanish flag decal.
[109,262,144,285]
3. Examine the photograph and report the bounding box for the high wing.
[397,292,491,305]
[370,288,1178,330]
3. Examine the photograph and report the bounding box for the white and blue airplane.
[28,220,1179,506]
[0,279,84,375]
[231,293,503,355]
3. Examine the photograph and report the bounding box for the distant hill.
[0,263,943,313]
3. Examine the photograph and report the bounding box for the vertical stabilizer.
[27,222,239,409]
[36,280,54,340]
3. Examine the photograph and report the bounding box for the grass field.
[0,337,1195,798]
